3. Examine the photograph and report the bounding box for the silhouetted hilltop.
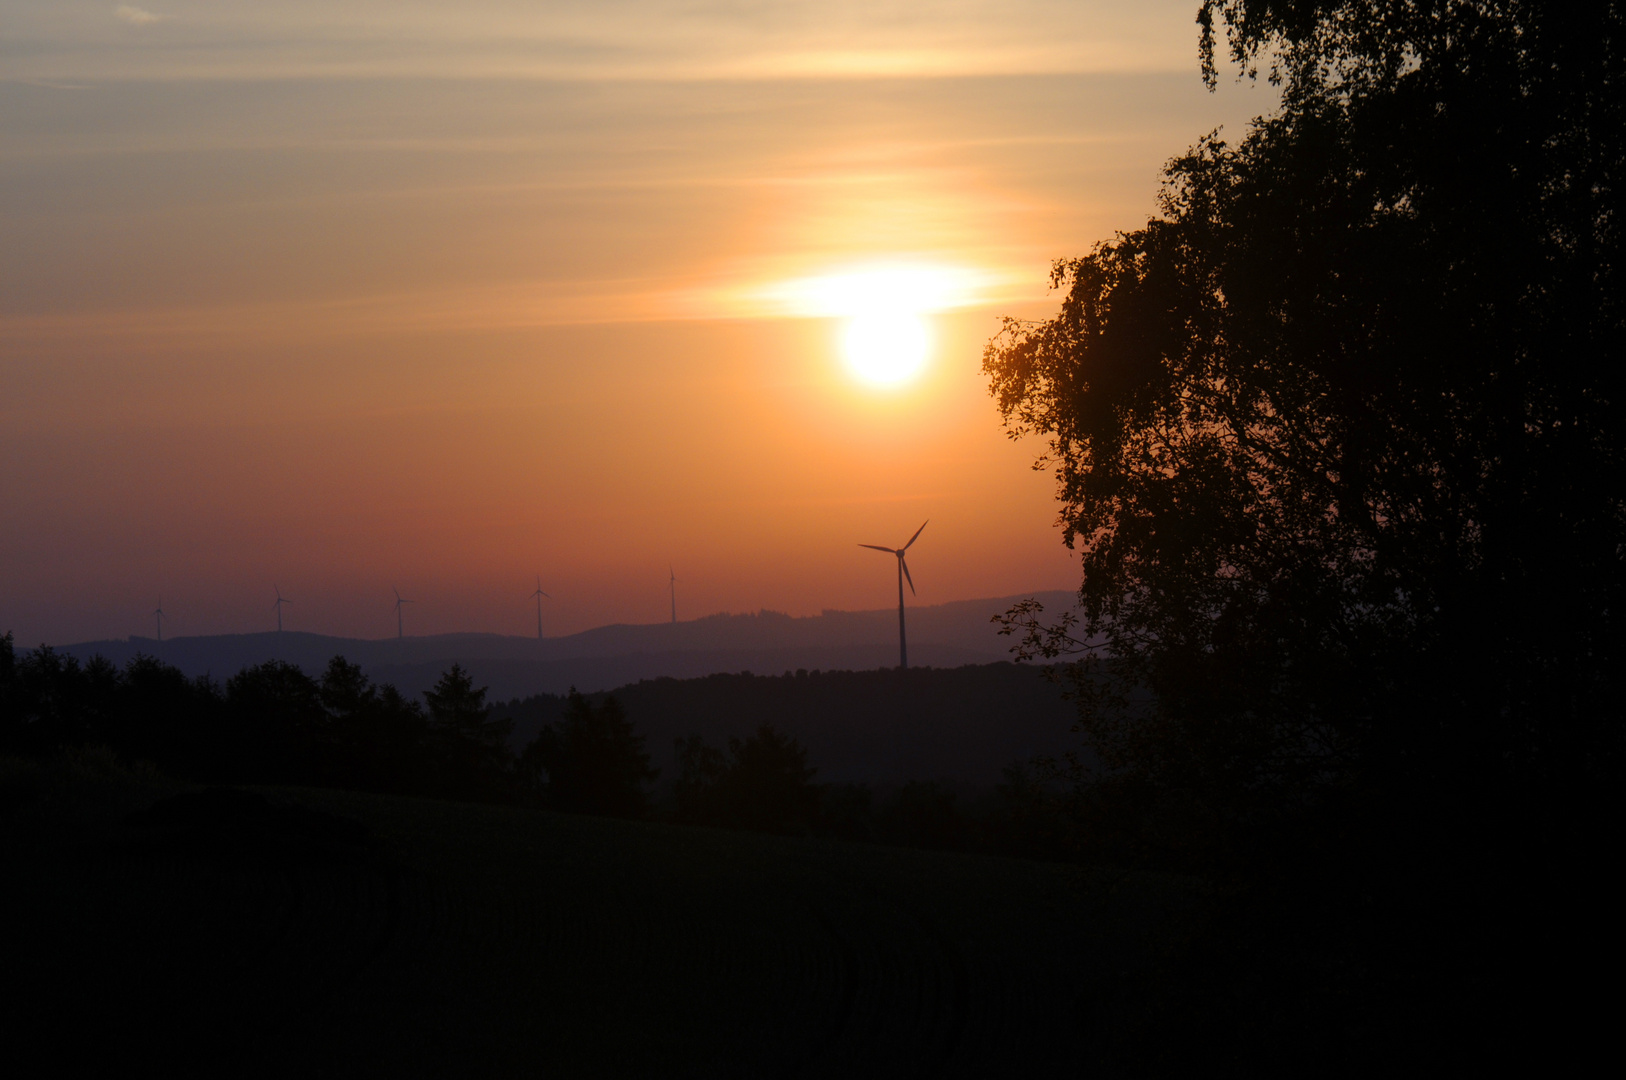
[496,662,1081,788]
[54,591,1074,698]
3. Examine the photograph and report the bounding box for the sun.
[760,262,984,389]
[841,311,930,386]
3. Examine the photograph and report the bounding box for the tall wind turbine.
[669,566,678,624]
[530,576,551,640]
[860,520,928,669]
[154,600,164,643]
[273,586,291,633]
[393,587,412,639]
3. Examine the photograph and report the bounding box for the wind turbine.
[273,585,291,633]
[860,520,928,670]
[393,587,412,639]
[154,600,164,643]
[530,576,551,640]
[669,565,678,624]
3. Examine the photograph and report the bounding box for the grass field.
[3,755,1198,1077]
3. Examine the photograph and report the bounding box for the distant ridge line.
[50,590,1078,700]
[62,591,1074,652]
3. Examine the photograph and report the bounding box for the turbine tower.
[530,576,551,640]
[273,585,291,633]
[860,520,928,669]
[393,587,412,639]
[154,600,164,643]
[669,566,678,624]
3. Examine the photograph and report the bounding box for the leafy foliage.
[986,1,1626,1067]
[986,0,1625,855]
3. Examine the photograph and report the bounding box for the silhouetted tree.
[226,661,326,781]
[0,633,14,751]
[319,656,376,720]
[523,690,655,817]
[0,633,12,713]
[423,664,513,797]
[121,655,223,778]
[8,644,73,751]
[987,0,1625,856]
[674,725,820,834]
[985,0,1624,1068]
[425,664,508,748]
[0,641,528,801]
[673,732,727,822]
[317,657,434,793]
[1,642,219,772]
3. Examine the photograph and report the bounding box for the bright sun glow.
[756,263,982,388]
[841,311,931,386]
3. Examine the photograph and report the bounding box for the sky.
[1,1,1271,644]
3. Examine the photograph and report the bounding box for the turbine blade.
[859,544,897,553]
[900,556,916,594]
[903,519,929,550]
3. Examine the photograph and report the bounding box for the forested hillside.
[495,663,1078,787]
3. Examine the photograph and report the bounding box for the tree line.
[0,633,1071,858]
[1,634,514,802]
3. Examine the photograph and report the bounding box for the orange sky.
[0,2,1271,643]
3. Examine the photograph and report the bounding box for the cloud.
[114,6,171,24]
[13,79,95,90]
[2,2,1196,82]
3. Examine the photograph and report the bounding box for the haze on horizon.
[1,1,1270,645]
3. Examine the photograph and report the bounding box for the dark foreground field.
[3,756,1193,1077]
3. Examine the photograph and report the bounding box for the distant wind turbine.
[530,576,551,640]
[273,585,291,633]
[669,565,678,624]
[154,600,164,643]
[393,587,412,639]
[860,520,928,669]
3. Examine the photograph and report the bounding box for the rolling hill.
[497,664,1083,788]
[2,762,1193,1077]
[53,591,1076,700]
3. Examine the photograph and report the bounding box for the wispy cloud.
[114,6,171,25]
[11,79,95,90]
[3,2,1196,82]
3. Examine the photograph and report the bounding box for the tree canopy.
[523,690,657,818]
[986,0,1624,846]
[674,725,820,834]
[982,2,1623,1061]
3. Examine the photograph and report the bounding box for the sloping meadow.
[2,757,1196,1076]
